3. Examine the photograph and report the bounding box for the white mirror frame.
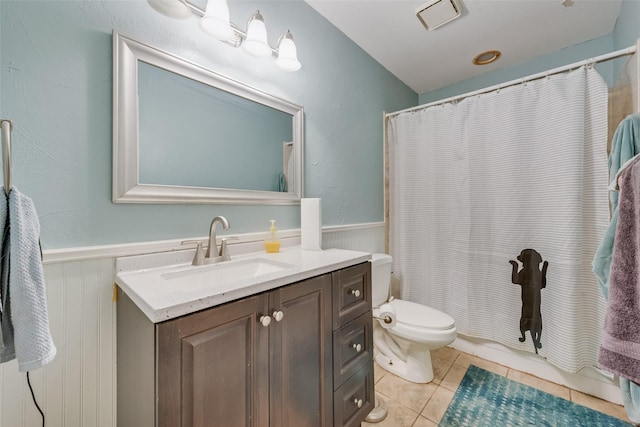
[112,32,304,204]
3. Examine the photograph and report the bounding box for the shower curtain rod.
[387,44,637,118]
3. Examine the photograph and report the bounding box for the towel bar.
[1,119,12,197]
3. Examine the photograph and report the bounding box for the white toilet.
[370,253,457,383]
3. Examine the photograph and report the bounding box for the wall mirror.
[112,33,304,204]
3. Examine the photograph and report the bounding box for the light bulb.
[199,0,235,40]
[147,0,191,19]
[242,11,271,57]
[276,31,301,72]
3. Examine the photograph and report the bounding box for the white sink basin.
[161,258,296,285]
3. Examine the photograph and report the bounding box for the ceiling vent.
[416,0,462,31]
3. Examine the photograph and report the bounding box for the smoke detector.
[416,0,462,31]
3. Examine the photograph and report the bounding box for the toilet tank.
[369,253,393,307]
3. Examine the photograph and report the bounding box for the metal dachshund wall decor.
[509,249,548,354]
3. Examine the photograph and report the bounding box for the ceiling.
[304,0,623,94]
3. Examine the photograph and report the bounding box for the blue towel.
[0,191,11,360]
[593,114,640,298]
[621,379,640,425]
[0,187,55,371]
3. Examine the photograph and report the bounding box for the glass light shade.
[242,11,271,57]
[147,0,191,19]
[276,32,301,72]
[199,0,235,40]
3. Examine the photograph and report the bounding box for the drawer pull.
[352,343,362,352]
[259,315,272,327]
[353,398,363,408]
[349,289,361,298]
[272,310,284,322]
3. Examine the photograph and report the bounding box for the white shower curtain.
[388,66,610,372]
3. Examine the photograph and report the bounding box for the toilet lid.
[388,299,455,330]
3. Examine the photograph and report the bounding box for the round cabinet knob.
[260,315,272,327]
[352,343,362,352]
[272,310,284,322]
[350,289,361,298]
[354,398,363,408]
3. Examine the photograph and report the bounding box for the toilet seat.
[385,299,455,342]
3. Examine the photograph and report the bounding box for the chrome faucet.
[205,216,231,260]
[181,215,233,266]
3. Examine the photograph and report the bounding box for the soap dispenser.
[264,219,281,253]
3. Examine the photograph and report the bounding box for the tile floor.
[362,346,632,426]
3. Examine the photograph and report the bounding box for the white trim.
[388,45,637,118]
[43,229,298,264]
[42,222,384,264]
[322,221,385,233]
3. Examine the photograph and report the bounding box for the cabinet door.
[157,294,270,427]
[269,274,333,427]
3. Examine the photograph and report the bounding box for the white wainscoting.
[322,222,386,253]
[0,258,117,427]
[0,223,385,427]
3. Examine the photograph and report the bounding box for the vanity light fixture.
[147,0,302,71]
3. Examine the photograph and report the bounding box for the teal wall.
[614,0,640,50]
[419,0,640,104]
[0,0,417,249]
[3,0,637,250]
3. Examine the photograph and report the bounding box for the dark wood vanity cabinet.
[331,263,375,427]
[117,262,373,427]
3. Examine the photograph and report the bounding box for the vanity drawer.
[333,361,374,427]
[332,262,371,329]
[333,311,373,387]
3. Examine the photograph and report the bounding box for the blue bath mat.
[440,365,631,426]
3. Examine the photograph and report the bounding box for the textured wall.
[614,0,640,50]
[0,0,417,249]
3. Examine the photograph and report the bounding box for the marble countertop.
[115,246,371,323]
